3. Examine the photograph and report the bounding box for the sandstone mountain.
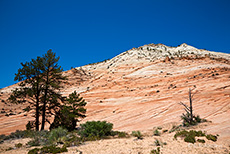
[0,43,230,143]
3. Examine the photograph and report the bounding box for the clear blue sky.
[0,0,229,88]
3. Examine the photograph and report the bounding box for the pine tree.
[8,49,67,131]
[40,50,67,130]
[50,91,87,131]
[8,56,44,131]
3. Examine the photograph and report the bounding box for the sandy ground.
[0,127,229,154]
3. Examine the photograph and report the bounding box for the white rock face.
[80,43,230,71]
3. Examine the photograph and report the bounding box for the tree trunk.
[35,83,40,131]
[189,88,193,124]
[35,100,39,131]
[41,86,48,130]
[41,70,49,130]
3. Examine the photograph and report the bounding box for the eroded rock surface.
[0,43,229,143]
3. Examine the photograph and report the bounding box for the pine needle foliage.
[50,91,87,131]
[8,50,67,131]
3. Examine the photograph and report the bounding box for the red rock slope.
[0,43,230,142]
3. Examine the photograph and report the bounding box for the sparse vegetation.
[15,143,23,148]
[180,88,207,127]
[27,137,42,146]
[154,139,167,147]
[78,121,113,141]
[87,59,110,66]
[150,147,160,154]
[154,139,161,146]
[6,147,14,151]
[162,129,168,133]
[47,127,68,145]
[197,139,205,143]
[153,129,161,136]
[206,134,217,142]
[131,131,143,139]
[28,148,40,154]
[118,131,127,138]
[111,131,128,138]
[169,125,182,133]
[174,130,217,144]
[28,145,67,154]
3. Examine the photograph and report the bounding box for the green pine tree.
[40,50,67,130]
[50,91,87,131]
[8,56,44,131]
[8,49,67,131]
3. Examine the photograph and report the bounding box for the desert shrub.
[48,127,68,144]
[174,130,188,139]
[110,131,127,138]
[0,134,6,143]
[15,143,23,148]
[78,121,113,140]
[63,135,81,147]
[194,130,206,137]
[169,125,181,133]
[4,130,49,140]
[194,115,201,123]
[131,131,143,139]
[157,127,162,130]
[206,134,217,142]
[181,114,207,127]
[150,147,160,154]
[28,148,40,154]
[9,112,16,116]
[28,145,67,154]
[153,129,160,136]
[197,139,205,143]
[154,139,166,147]
[6,147,14,151]
[118,131,127,138]
[27,137,41,146]
[154,139,161,146]
[40,145,68,154]
[26,130,49,147]
[162,129,168,133]
[174,130,208,144]
[6,130,32,139]
[184,134,196,143]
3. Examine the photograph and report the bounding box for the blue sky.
[0,0,229,88]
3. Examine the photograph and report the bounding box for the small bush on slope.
[48,127,68,145]
[78,121,113,141]
[150,147,160,154]
[153,129,160,136]
[28,145,67,154]
[174,130,217,144]
[131,131,143,139]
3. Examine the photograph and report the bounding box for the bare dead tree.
[179,88,198,126]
